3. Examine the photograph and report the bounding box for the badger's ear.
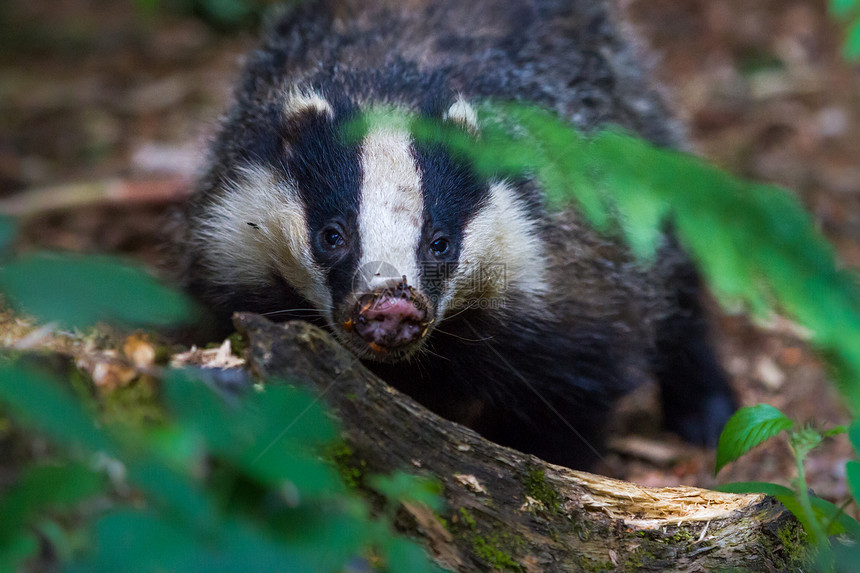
[281,89,335,147]
[284,89,335,120]
[443,96,480,136]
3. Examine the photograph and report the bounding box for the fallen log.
[235,313,803,572]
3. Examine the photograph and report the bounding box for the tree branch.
[235,313,802,572]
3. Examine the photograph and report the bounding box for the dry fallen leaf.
[453,473,488,494]
[122,333,157,370]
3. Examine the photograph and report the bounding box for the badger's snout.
[344,277,432,356]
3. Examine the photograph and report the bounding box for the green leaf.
[0,364,112,453]
[715,481,795,497]
[772,494,816,538]
[774,494,860,539]
[267,506,381,571]
[0,463,104,571]
[0,252,195,329]
[844,19,860,61]
[822,425,848,438]
[850,421,860,453]
[846,461,860,517]
[592,131,669,261]
[811,497,860,538]
[830,0,860,18]
[66,510,312,573]
[124,459,220,532]
[382,536,445,573]
[163,371,337,450]
[143,425,207,473]
[232,449,344,501]
[0,532,38,572]
[0,463,105,541]
[834,536,860,569]
[368,471,444,512]
[34,518,85,563]
[243,383,338,447]
[161,371,342,498]
[720,480,860,538]
[715,405,794,474]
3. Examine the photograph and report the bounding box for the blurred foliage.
[0,249,443,570]
[0,362,443,572]
[0,253,197,329]
[829,0,860,60]
[0,462,106,572]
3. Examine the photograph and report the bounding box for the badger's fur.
[177,0,736,469]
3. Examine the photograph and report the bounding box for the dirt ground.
[1,0,857,511]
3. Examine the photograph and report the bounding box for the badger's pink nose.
[351,293,428,351]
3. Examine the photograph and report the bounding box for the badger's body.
[178,0,736,469]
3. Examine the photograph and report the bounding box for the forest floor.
[1,0,858,515]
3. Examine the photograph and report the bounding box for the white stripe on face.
[357,126,424,291]
[437,180,548,319]
[194,164,331,313]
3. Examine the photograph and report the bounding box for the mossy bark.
[236,314,803,572]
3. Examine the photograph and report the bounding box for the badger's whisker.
[438,298,483,322]
[433,327,493,343]
[416,345,449,362]
[260,308,325,318]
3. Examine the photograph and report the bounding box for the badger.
[176,0,737,469]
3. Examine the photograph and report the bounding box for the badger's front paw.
[664,392,737,448]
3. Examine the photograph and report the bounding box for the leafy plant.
[0,462,106,572]
[714,404,796,474]
[0,363,442,572]
[829,0,860,60]
[0,249,443,571]
[0,253,197,329]
[714,405,857,565]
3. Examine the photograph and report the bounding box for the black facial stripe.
[412,140,489,305]
[233,102,286,169]
[283,109,363,308]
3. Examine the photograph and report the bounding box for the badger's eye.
[430,237,451,257]
[321,227,346,249]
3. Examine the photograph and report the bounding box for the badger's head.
[194,90,548,363]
